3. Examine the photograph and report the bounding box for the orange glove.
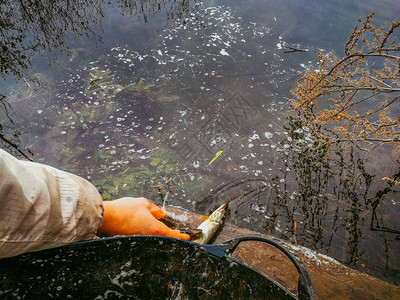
[97,197,190,240]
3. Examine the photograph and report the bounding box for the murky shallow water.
[1,0,400,285]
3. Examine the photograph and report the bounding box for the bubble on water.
[220,49,230,56]
[294,128,303,134]
[249,132,260,140]
[264,132,273,139]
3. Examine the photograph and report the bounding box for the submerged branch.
[308,53,399,95]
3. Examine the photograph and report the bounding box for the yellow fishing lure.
[208,150,223,165]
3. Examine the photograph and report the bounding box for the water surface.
[1,0,399,285]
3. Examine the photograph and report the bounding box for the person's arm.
[0,149,103,258]
[0,149,188,259]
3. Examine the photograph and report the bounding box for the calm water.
[1,0,400,285]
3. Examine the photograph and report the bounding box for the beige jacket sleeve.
[0,149,104,258]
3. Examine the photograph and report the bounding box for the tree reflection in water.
[198,114,399,284]
[273,115,400,284]
[0,0,199,156]
[0,94,32,159]
[1,0,101,79]
[0,0,199,79]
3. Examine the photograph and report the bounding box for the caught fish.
[160,211,203,240]
[193,203,228,244]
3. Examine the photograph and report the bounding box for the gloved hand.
[97,197,190,240]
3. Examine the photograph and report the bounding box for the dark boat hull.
[0,235,312,299]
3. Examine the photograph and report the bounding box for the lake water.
[1,0,399,285]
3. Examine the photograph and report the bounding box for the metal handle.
[219,235,315,300]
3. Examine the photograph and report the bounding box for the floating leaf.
[150,157,161,166]
[123,175,135,184]
[101,191,111,201]
[121,184,131,190]
[97,149,113,159]
[113,179,122,187]
[108,185,119,194]
[209,150,223,165]
[163,164,176,174]
[93,179,107,189]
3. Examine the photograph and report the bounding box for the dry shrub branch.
[290,12,400,153]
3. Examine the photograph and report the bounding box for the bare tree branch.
[290,13,400,153]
